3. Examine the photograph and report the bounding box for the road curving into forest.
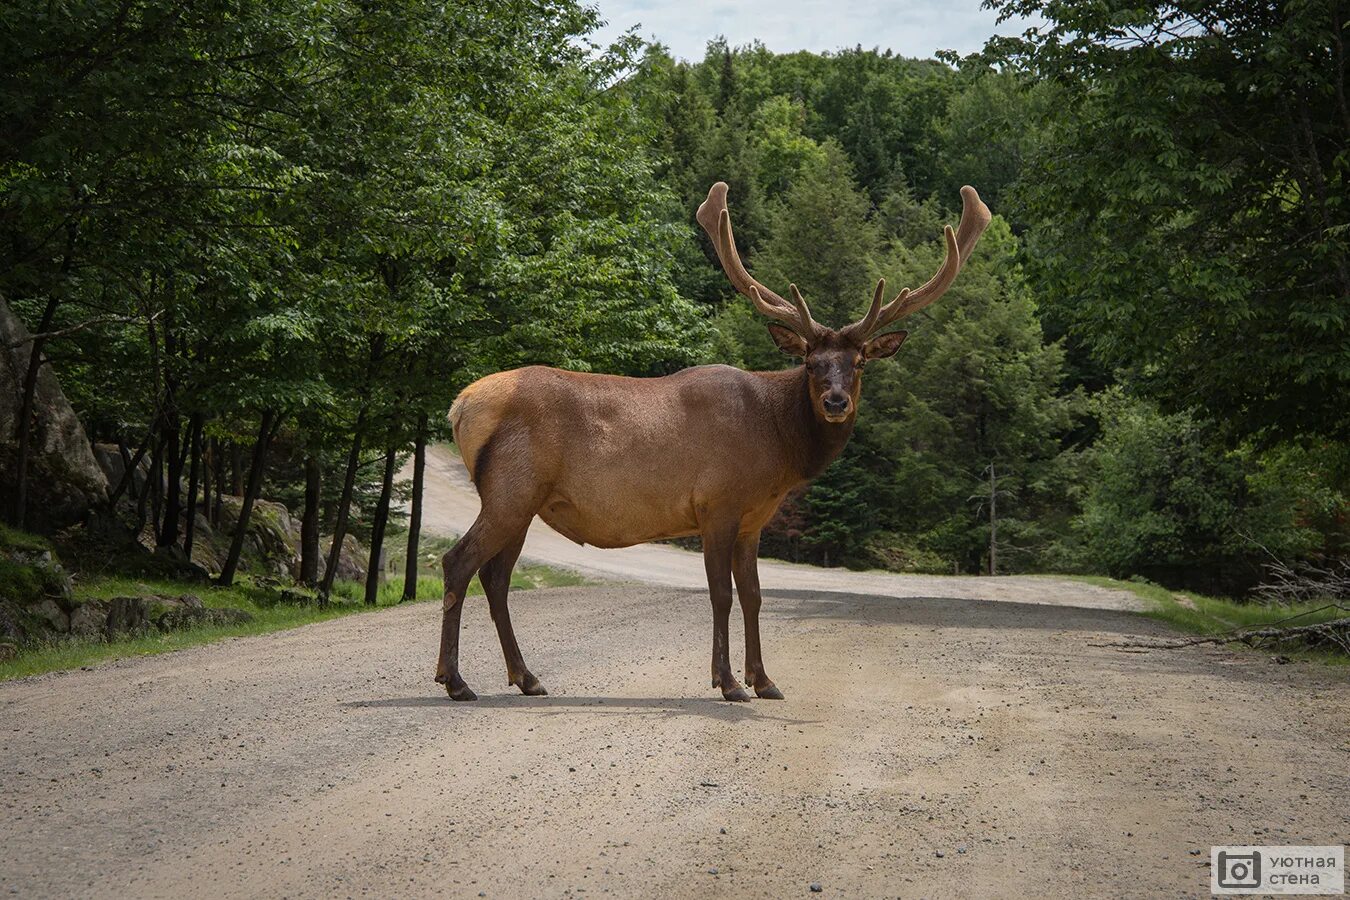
[409,444,1143,611]
[0,446,1346,898]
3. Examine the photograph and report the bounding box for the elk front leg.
[732,530,783,699]
[702,523,750,702]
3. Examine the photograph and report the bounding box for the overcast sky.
[588,0,1039,62]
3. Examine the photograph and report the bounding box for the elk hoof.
[517,675,548,697]
[438,676,478,702]
[755,683,785,700]
[721,684,752,702]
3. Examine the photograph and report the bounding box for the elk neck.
[770,365,856,481]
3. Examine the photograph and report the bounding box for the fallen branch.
[1093,616,1350,655]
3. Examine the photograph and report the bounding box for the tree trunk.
[401,417,427,603]
[318,407,367,604]
[148,435,164,538]
[300,453,321,586]
[212,436,226,525]
[230,442,244,495]
[364,447,397,606]
[988,462,997,577]
[218,410,281,586]
[10,292,61,527]
[156,412,183,549]
[107,430,150,509]
[201,435,213,530]
[183,414,203,560]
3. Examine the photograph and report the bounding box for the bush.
[860,532,953,574]
[1068,391,1326,594]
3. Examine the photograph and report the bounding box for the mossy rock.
[0,538,75,643]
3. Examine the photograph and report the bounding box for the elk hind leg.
[480,530,546,696]
[703,521,751,702]
[435,433,542,701]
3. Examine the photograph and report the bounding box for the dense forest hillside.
[2,0,1346,599]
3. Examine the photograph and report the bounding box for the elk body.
[436,182,991,701]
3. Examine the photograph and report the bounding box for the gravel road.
[0,446,1345,898]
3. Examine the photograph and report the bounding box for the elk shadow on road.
[340,693,820,725]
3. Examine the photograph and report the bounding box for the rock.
[28,597,68,633]
[319,533,370,583]
[276,588,316,606]
[218,495,302,578]
[151,545,211,582]
[68,600,110,637]
[91,442,149,503]
[0,605,21,643]
[99,594,252,635]
[810,883,823,893]
[0,295,109,531]
[156,605,252,630]
[105,596,152,635]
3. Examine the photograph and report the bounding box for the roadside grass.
[0,557,587,682]
[1047,574,1348,664]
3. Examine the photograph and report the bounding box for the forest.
[2,0,1347,603]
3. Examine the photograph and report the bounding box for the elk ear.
[863,330,908,360]
[766,323,809,357]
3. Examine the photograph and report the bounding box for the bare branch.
[7,310,163,348]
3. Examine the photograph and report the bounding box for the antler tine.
[872,225,960,330]
[847,185,992,339]
[788,284,816,338]
[847,278,887,339]
[697,182,818,338]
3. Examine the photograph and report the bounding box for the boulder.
[85,594,253,636]
[92,442,152,507]
[217,495,301,578]
[0,295,108,531]
[157,605,252,630]
[28,597,68,633]
[68,600,110,637]
[319,533,370,582]
[0,540,76,643]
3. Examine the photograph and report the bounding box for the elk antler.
[697,182,819,340]
[843,185,992,341]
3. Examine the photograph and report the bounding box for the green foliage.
[986,0,1350,443]
[4,7,1343,603]
[1067,391,1326,590]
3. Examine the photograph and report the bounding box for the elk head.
[697,181,992,424]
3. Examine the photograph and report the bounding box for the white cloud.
[587,0,1041,61]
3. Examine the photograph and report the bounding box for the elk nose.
[823,394,851,416]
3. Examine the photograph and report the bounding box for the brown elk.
[436,181,991,701]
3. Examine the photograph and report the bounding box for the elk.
[436,181,991,701]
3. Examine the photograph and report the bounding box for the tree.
[987,0,1350,443]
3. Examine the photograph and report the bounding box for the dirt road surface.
[1,447,1346,898]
